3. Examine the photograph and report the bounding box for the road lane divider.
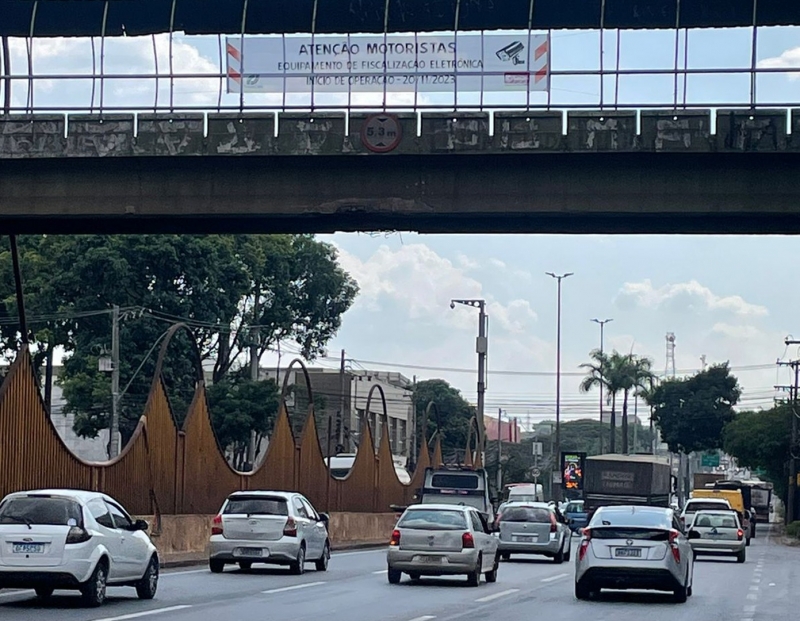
[92,605,192,621]
[263,581,327,594]
[541,573,569,583]
[372,569,388,574]
[407,617,436,621]
[474,588,519,603]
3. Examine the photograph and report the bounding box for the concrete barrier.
[139,512,397,565]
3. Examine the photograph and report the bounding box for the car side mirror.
[687,530,700,540]
[318,512,330,524]
[133,519,149,532]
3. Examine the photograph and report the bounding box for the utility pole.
[496,408,503,497]
[337,349,346,452]
[779,341,800,523]
[246,316,260,470]
[108,305,121,458]
[591,318,613,425]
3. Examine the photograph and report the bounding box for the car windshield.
[224,497,288,516]
[686,501,729,512]
[566,503,584,512]
[0,496,83,526]
[500,507,551,523]
[693,513,739,528]
[398,509,468,530]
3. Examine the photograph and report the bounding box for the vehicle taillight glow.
[390,529,401,546]
[65,526,91,544]
[462,532,475,549]
[211,514,223,536]
[668,529,679,545]
[737,529,744,540]
[669,529,681,563]
[283,517,298,537]
[578,538,591,561]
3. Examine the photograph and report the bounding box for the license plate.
[615,547,642,558]
[13,543,44,554]
[416,555,443,564]
[237,547,263,557]
[512,535,537,543]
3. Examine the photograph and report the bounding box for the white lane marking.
[407,617,436,621]
[475,588,519,603]
[164,569,209,576]
[92,605,192,621]
[743,605,757,613]
[749,585,759,591]
[263,581,326,594]
[746,593,758,600]
[541,573,569,583]
[372,569,388,574]
[335,549,384,557]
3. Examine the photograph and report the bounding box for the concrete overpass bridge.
[1,108,799,234]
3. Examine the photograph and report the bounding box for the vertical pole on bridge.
[1,36,10,113]
[8,236,28,345]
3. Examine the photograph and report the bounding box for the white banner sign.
[226,33,550,94]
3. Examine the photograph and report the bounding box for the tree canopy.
[412,379,475,459]
[645,363,741,455]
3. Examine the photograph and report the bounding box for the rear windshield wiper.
[1,514,33,529]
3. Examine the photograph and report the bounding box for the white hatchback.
[0,489,159,607]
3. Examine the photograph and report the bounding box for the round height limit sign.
[360,114,402,153]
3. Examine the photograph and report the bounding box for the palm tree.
[580,349,620,453]
[615,353,656,454]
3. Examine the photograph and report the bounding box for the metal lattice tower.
[665,332,677,378]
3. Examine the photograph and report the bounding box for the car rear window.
[693,513,738,528]
[0,496,83,526]
[430,474,479,490]
[500,507,551,523]
[686,501,729,512]
[566,503,584,513]
[590,509,671,529]
[223,497,288,516]
[398,509,468,530]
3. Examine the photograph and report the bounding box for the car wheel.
[387,567,402,584]
[673,574,689,603]
[737,549,747,564]
[80,560,108,608]
[315,541,330,572]
[35,586,54,599]
[289,544,306,575]
[135,556,159,600]
[467,556,482,587]
[688,584,693,597]
[746,536,751,547]
[554,542,565,564]
[575,580,592,600]
[500,552,511,561]
[564,540,572,562]
[209,559,225,574]
[485,555,499,583]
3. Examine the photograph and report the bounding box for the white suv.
[0,489,159,607]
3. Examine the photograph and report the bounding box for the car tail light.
[462,532,475,549]
[390,529,401,546]
[669,529,681,563]
[578,537,591,561]
[211,514,223,536]
[737,529,744,540]
[669,529,680,545]
[66,526,91,544]
[283,517,298,537]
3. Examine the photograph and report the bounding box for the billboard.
[226,32,550,94]
[561,452,586,492]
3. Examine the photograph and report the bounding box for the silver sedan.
[496,502,571,563]
[386,504,499,586]
[687,510,746,562]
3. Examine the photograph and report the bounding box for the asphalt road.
[0,528,795,621]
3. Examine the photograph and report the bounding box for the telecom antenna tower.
[665,332,677,378]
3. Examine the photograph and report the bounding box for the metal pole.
[633,393,638,453]
[592,318,613,426]
[548,273,573,502]
[477,302,487,460]
[496,408,503,497]
[338,349,346,452]
[9,236,27,344]
[108,304,120,458]
[247,317,259,469]
[1,36,11,113]
[326,413,332,511]
[790,361,799,523]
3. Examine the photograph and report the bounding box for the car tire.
[467,556,482,587]
[80,560,108,608]
[387,567,402,584]
[564,540,572,562]
[575,580,592,600]
[485,555,499,583]
[238,561,252,572]
[500,552,511,561]
[673,574,689,603]
[737,549,747,564]
[135,556,159,600]
[554,542,565,564]
[209,559,225,574]
[289,544,306,575]
[688,584,693,597]
[746,537,751,547]
[315,541,330,572]
[35,586,54,599]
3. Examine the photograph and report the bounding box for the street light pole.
[547,272,573,503]
[591,318,613,426]
[451,299,488,460]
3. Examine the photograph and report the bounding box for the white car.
[0,489,159,607]
[208,491,331,574]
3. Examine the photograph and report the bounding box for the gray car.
[687,510,746,563]
[574,505,694,603]
[386,504,499,586]
[208,491,330,575]
[497,502,571,563]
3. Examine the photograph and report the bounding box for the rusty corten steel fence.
[0,335,477,516]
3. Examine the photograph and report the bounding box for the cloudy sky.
[6,25,800,425]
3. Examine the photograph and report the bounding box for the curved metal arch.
[464,415,481,467]
[420,400,442,449]
[150,322,205,396]
[279,357,315,436]
[362,383,388,451]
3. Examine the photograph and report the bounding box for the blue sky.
[6,26,800,424]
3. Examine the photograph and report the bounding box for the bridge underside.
[2,109,800,235]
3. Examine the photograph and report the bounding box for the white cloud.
[616,279,768,317]
[333,243,537,334]
[758,47,800,80]
[489,258,506,269]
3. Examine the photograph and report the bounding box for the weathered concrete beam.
[639,111,712,152]
[716,109,789,152]
[67,115,134,157]
[207,113,276,156]
[0,115,66,158]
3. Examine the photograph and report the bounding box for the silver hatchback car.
[687,510,746,563]
[386,504,499,586]
[575,505,694,603]
[208,491,330,575]
[496,502,571,563]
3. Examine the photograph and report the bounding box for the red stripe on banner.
[535,66,548,83]
[228,68,241,83]
[535,40,549,61]
[226,42,241,63]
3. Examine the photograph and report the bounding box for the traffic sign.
[360,113,402,153]
[531,442,543,456]
[531,467,541,478]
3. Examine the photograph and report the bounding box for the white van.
[323,452,411,484]
[506,483,544,503]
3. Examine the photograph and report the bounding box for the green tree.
[412,379,475,459]
[645,363,741,455]
[723,405,792,502]
[206,375,281,471]
[580,349,626,453]
[613,353,656,454]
